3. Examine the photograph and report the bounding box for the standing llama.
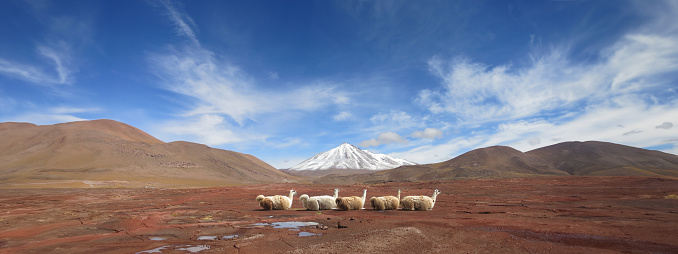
[336,189,367,211]
[300,188,339,211]
[400,189,441,211]
[370,189,401,210]
[256,190,297,210]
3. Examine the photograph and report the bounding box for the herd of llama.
[256,188,441,211]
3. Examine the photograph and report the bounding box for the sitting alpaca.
[256,190,297,210]
[400,189,441,211]
[300,188,339,211]
[336,189,367,211]
[370,189,401,210]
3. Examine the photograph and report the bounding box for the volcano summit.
[289,143,416,171]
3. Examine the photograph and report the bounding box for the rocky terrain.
[1,176,677,253]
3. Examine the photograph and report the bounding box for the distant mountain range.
[3,119,678,187]
[288,143,416,171]
[0,119,295,188]
[315,141,678,184]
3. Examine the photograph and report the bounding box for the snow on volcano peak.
[289,143,416,170]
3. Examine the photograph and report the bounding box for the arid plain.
[2,177,678,254]
[2,120,678,253]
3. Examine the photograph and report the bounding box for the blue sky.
[1,0,677,169]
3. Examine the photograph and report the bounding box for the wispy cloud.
[149,0,351,145]
[419,27,678,123]
[0,43,73,85]
[153,0,199,45]
[0,0,81,87]
[333,111,352,121]
[160,114,246,146]
[149,46,349,126]
[49,106,100,114]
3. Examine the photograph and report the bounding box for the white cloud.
[485,98,678,153]
[0,43,73,86]
[403,1,678,162]
[370,111,413,125]
[0,106,101,125]
[160,114,248,146]
[359,131,408,147]
[394,98,678,163]
[410,128,443,140]
[2,113,86,125]
[389,136,483,164]
[154,0,199,45]
[419,8,678,124]
[149,46,350,126]
[148,1,351,147]
[656,122,673,129]
[49,106,100,114]
[366,110,425,133]
[37,43,72,84]
[333,111,352,121]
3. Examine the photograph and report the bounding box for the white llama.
[256,190,297,210]
[400,189,441,211]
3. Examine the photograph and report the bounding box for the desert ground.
[1,176,678,254]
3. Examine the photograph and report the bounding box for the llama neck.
[397,189,401,200]
[431,190,438,201]
[333,189,339,199]
[289,190,295,205]
[361,189,367,208]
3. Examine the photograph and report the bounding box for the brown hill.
[315,146,569,184]
[315,142,678,184]
[0,119,296,188]
[526,141,678,177]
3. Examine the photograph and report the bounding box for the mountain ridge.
[314,141,678,184]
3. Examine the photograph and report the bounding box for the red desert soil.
[1,176,678,254]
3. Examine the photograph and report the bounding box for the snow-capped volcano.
[289,143,416,171]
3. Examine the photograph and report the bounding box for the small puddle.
[251,223,269,228]
[298,232,321,237]
[271,221,320,229]
[136,245,210,253]
[197,236,218,240]
[148,237,169,241]
[177,245,211,253]
[222,234,239,239]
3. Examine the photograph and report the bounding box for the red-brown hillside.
[0,119,297,188]
[526,141,678,177]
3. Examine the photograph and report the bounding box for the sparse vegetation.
[664,194,678,199]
